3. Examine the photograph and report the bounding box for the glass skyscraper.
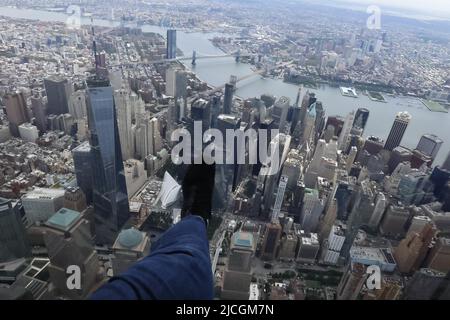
[166,29,177,59]
[86,77,130,245]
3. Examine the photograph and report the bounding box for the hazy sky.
[326,0,450,19]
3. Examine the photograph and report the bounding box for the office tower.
[430,166,450,198]
[425,237,450,273]
[21,188,65,225]
[368,192,387,229]
[0,198,31,262]
[4,91,29,137]
[271,96,290,130]
[135,116,162,160]
[346,146,358,173]
[112,228,150,275]
[336,262,367,300]
[30,89,47,133]
[321,223,346,265]
[279,233,298,260]
[363,277,403,300]
[124,159,147,199]
[222,232,255,300]
[56,113,74,134]
[325,115,344,138]
[63,186,87,212]
[272,175,288,222]
[397,170,434,205]
[43,208,99,299]
[281,149,303,191]
[299,91,317,126]
[394,223,435,274]
[334,171,356,220]
[0,124,11,143]
[416,134,443,163]
[353,108,369,131]
[299,102,316,146]
[318,198,337,243]
[69,90,87,120]
[362,136,384,155]
[388,146,412,174]
[407,215,433,235]
[337,111,355,152]
[290,87,303,134]
[296,232,320,263]
[384,111,411,151]
[342,180,376,255]
[410,149,432,169]
[191,97,211,132]
[314,101,326,141]
[442,151,450,171]
[114,89,133,160]
[95,51,107,68]
[72,142,93,204]
[403,268,446,300]
[304,138,338,188]
[165,67,187,99]
[18,123,39,143]
[223,83,234,114]
[166,29,177,59]
[86,77,130,245]
[379,204,410,239]
[300,188,324,233]
[261,223,282,261]
[44,75,73,115]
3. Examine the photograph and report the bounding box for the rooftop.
[45,207,81,231]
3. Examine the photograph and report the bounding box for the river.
[1,6,449,165]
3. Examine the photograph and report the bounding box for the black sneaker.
[181,162,216,225]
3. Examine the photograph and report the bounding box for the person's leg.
[90,163,216,300]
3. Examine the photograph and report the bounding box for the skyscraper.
[425,237,450,274]
[384,111,411,151]
[353,108,370,131]
[394,222,435,274]
[337,110,355,152]
[43,208,99,299]
[222,232,255,300]
[272,175,288,222]
[223,83,234,114]
[44,75,73,115]
[0,198,31,262]
[403,268,446,300]
[72,142,93,204]
[166,29,177,59]
[416,134,443,163]
[261,223,282,261]
[336,262,367,300]
[114,89,133,160]
[271,96,290,130]
[30,88,47,133]
[442,151,450,171]
[4,91,29,137]
[86,77,130,245]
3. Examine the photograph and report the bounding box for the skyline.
[0,0,449,301]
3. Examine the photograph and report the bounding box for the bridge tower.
[192,50,196,65]
[235,49,240,63]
